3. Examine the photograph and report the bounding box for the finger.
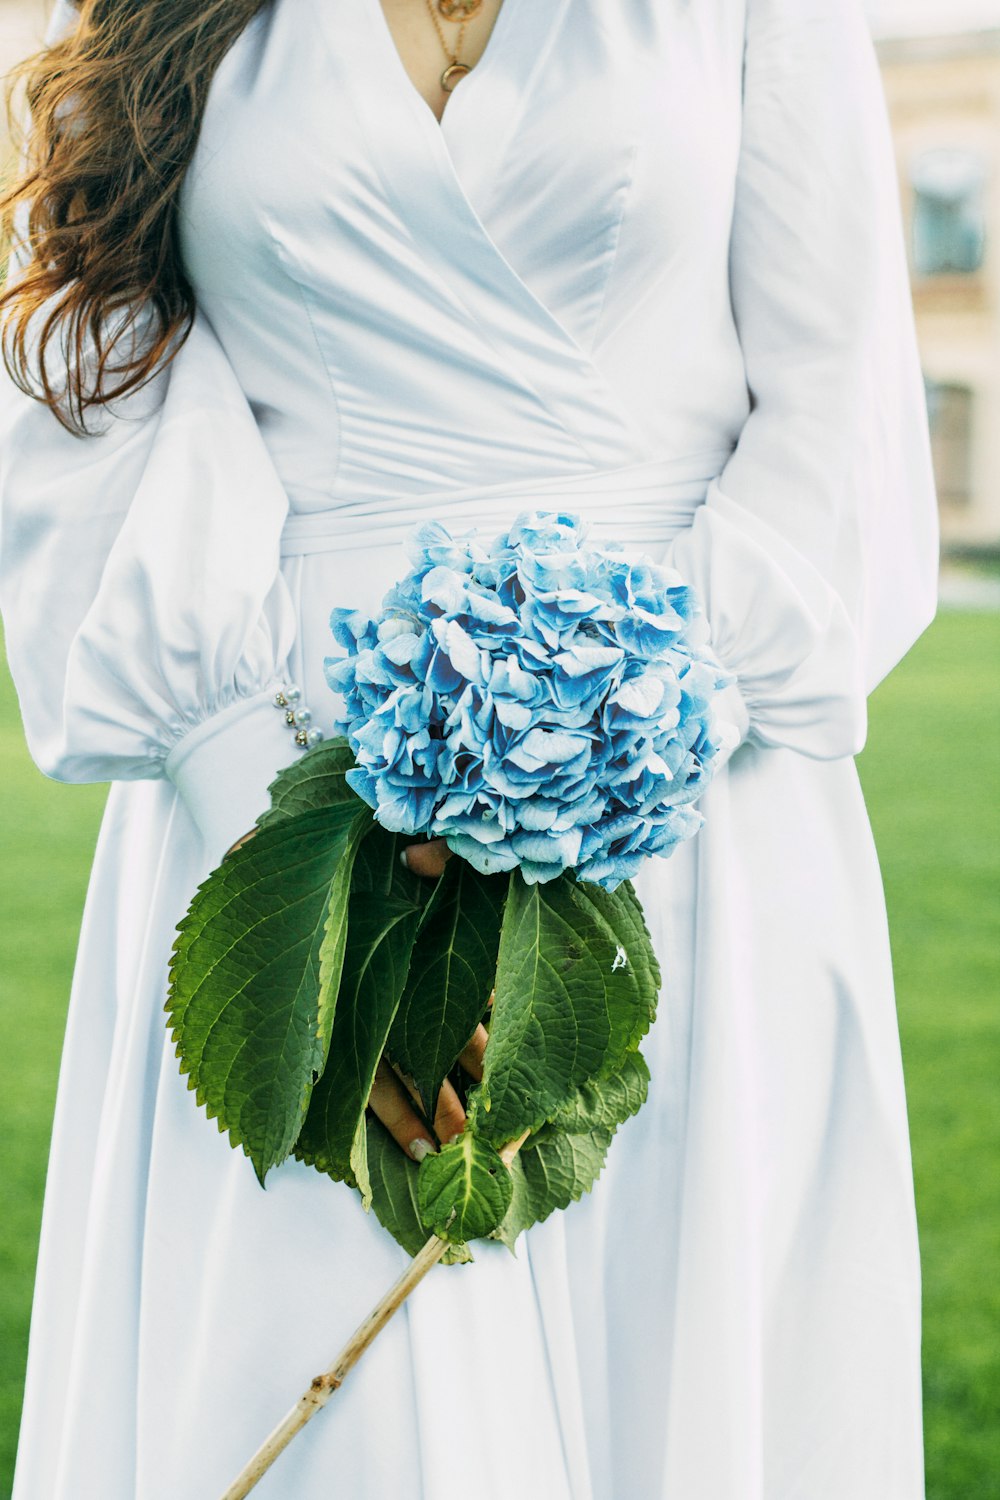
[368,1058,436,1162]
[390,1060,470,1142]
[433,1077,467,1145]
[457,1023,489,1082]
[401,838,452,878]
[388,1060,423,1108]
[223,827,258,860]
[386,1056,464,1144]
[387,1061,439,1126]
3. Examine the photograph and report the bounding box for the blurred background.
[871,0,1000,583]
[0,2,997,1498]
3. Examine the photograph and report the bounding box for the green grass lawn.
[856,610,1000,1498]
[0,612,997,1497]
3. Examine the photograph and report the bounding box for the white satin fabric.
[1,1,938,1496]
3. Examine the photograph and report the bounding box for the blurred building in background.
[871,2,1000,553]
[1,0,999,551]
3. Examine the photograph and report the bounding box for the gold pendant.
[438,0,483,17]
[441,61,472,91]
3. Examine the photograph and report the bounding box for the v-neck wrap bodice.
[176,0,749,517]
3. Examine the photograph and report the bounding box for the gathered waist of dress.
[278,449,732,556]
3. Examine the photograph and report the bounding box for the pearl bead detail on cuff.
[274,685,325,750]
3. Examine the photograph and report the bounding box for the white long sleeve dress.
[1,1,939,1496]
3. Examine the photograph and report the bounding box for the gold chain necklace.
[423,0,476,92]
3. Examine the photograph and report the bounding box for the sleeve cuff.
[165,686,297,862]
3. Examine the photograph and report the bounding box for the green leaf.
[498,1132,611,1251]
[536,1046,651,1139]
[315,816,373,1079]
[386,858,507,1115]
[256,738,361,829]
[417,1133,513,1243]
[473,873,659,1144]
[167,803,366,1184]
[495,1050,650,1251]
[295,825,427,1203]
[364,1116,472,1264]
[581,878,662,1043]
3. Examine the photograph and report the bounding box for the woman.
[0,0,938,1496]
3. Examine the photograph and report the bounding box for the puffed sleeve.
[0,0,297,860]
[667,0,939,760]
[0,310,299,859]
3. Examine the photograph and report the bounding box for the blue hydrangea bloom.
[326,511,733,890]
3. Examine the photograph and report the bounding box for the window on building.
[924,378,974,507]
[911,149,987,277]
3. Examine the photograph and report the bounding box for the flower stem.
[218,1129,532,1499]
[218,1233,448,1499]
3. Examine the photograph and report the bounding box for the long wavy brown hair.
[0,0,268,434]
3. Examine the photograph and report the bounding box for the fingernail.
[447,1133,463,1145]
[409,1138,433,1162]
[399,849,410,870]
